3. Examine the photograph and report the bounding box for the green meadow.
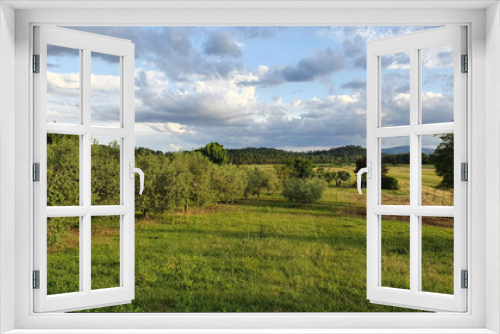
[47,163,454,313]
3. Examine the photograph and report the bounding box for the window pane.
[381,215,410,290]
[421,134,454,206]
[91,52,121,127]
[380,51,410,127]
[421,45,454,124]
[91,137,121,206]
[47,134,80,206]
[91,216,120,290]
[421,216,454,294]
[46,45,81,124]
[47,217,80,295]
[381,137,410,205]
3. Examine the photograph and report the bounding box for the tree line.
[47,134,453,219]
[47,137,332,220]
[227,145,367,164]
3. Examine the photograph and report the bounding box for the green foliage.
[281,178,326,203]
[287,158,313,178]
[185,152,215,207]
[47,134,79,206]
[273,164,295,181]
[91,138,120,205]
[198,142,228,165]
[336,170,351,187]
[244,167,280,198]
[227,145,366,164]
[324,171,335,186]
[382,153,410,164]
[211,164,247,203]
[430,133,454,189]
[381,175,399,190]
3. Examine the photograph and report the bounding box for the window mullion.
[409,46,420,294]
[82,48,92,294]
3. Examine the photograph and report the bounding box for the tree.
[337,170,351,187]
[333,171,342,187]
[184,152,215,210]
[244,167,279,198]
[198,142,228,165]
[274,164,294,180]
[287,158,313,178]
[324,171,335,187]
[430,133,454,189]
[211,164,247,203]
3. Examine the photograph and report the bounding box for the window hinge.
[461,54,468,73]
[461,162,468,181]
[33,163,40,182]
[33,270,40,289]
[461,270,468,289]
[33,54,40,73]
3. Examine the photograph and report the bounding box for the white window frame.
[1,1,499,333]
[365,26,467,312]
[33,26,136,313]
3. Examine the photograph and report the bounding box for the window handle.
[129,162,145,195]
[357,162,371,195]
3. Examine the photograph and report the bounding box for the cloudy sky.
[46,26,453,152]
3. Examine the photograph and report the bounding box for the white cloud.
[90,74,120,91]
[169,144,182,151]
[47,72,79,89]
[147,122,195,135]
[421,44,454,68]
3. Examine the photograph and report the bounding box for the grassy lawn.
[47,164,454,312]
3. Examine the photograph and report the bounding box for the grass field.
[47,163,455,312]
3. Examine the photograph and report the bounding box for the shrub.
[282,178,326,203]
[211,164,247,203]
[244,167,280,198]
[381,175,399,190]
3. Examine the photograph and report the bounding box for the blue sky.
[46,26,453,152]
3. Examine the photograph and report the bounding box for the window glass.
[91,216,121,290]
[91,52,121,128]
[47,134,80,206]
[47,217,80,295]
[381,215,410,290]
[91,137,121,206]
[381,51,410,127]
[46,45,81,124]
[421,216,454,294]
[381,137,410,205]
[421,134,454,206]
[421,45,454,124]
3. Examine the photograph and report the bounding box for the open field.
[47,163,454,312]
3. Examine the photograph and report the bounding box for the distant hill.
[227,145,367,164]
[382,145,435,156]
[226,144,436,165]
